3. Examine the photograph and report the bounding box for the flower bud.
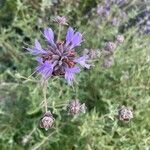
[53,16,68,25]
[40,111,54,130]
[68,100,86,115]
[104,42,116,52]
[116,35,124,43]
[118,106,133,122]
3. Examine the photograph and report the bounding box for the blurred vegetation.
[0,0,150,149]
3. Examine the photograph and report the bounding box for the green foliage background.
[0,0,150,149]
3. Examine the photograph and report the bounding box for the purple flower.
[27,27,90,85]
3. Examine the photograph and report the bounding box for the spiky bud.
[68,100,86,116]
[104,42,116,52]
[116,35,124,43]
[39,111,54,130]
[118,106,133,122]
[53,16,68,25]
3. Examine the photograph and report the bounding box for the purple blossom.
[27,27,90,85]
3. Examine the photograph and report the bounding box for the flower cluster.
[27,27,90,85]
[26,15,132,133]
[40,100,86,130]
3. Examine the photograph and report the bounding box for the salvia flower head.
[116,35,124,43]
[68,100,86,116]
[27,27,90,85]
[40,111,54,130]
[118,106,133,122]
[53,16,68,25]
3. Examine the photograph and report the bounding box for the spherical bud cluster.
[40,111,54,130]
[104,42,116,52]
[118,106,133,122]
[116,35,124,43]
[53,16,68,25]
[68,100,86,116]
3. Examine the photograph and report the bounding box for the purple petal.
[66,27,74,45]
[35,57,43,63]
[74,55,90,69]
[43,28,55,45]
[35,39,42,50]
[70,32,83,49]
[36,61,54,79]
[65,67,81,85]
[27,39,47,55]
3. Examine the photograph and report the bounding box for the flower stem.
[57,24,62,41]
[43,81,48,112]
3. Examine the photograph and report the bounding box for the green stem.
[57,24,62,41]
[43,81,48,112]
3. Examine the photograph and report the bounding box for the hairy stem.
[57,24,62,41]
[43,81,48,112]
